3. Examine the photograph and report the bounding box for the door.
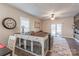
[51,24,62,36]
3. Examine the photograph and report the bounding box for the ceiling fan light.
[51,18,55,20]
[51,14,55,20]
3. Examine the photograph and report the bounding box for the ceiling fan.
[50,14,55,20]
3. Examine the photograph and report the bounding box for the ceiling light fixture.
[51,14,55,20]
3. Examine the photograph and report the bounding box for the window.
[20,17,30,34]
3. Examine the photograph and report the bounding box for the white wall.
[0,4,42,45]
[42,17,74,38]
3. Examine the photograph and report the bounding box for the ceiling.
[8,3,79,20]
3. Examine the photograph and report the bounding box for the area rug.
[51,36,72,56]
[66,38,79,56]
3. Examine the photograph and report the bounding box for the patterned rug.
[51,36,72,56]
[66,38,79,56]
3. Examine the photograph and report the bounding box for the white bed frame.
[15,34,49,56]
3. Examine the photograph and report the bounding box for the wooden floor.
[15,47,35,56]
[15,47,52,56]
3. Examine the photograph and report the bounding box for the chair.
[7,36,16,56]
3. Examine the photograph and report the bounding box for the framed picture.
[34,21,40,28]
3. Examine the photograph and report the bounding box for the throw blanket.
[0,43,6,48]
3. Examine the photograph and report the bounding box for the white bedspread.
[51,36,72,56]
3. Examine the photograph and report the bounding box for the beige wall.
[42,17,74,38]
[0,4,42,45]
[0,4,74,45]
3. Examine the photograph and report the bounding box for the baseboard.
[74,38,79,43]
[63,36,74,39]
